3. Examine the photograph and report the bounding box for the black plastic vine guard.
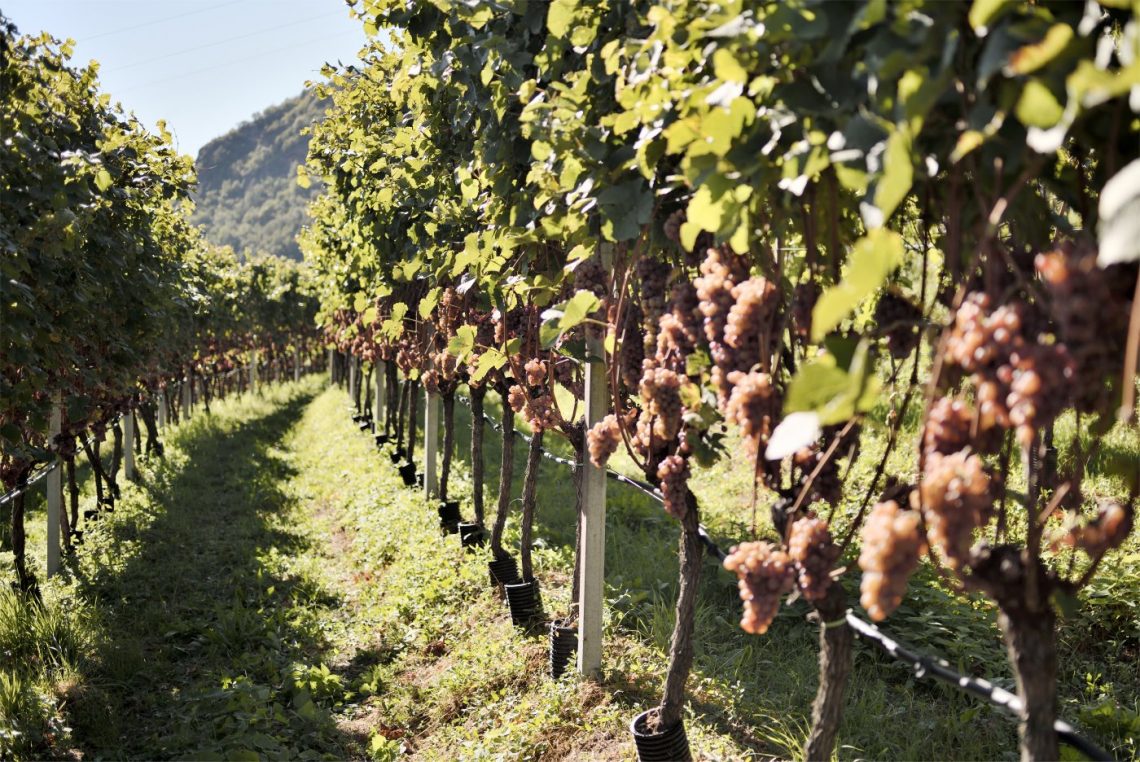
[374,433,389,446]
[458,522,486,549]
[505,579,542,627]
[549,621,577,678]
[388,450,402,464]
[630,710,691,762]
[398,462,416,486]
[438,500,461,524]
[488,555,520,587]
[415,472,424,488]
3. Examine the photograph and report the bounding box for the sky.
[3,0,373,158]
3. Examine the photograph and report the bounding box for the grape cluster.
[493,306,527,346]
[725,277,779,372]
[1061,501,1132,557]
[552,355,583,399]
[915,451,993,569]
[723,370,777,457]
[526,393,559,432]
[587,414,622,467]
[793,447,842,505]
[1035,241,1135,414]
[663,209,684,244]
[874,290,923,359]
[422,369,440,395]
[507,384,527,414]
[669,281,703,346]
[639,361,685,443]
[788,516,839,601]
[617,302,646,391]
[923,396,998,456]
[695,248,743,347]
[858,499,926,621]
[657,454,691,520]
[723,541,795,635]
[525,358,546,387]
[655,313,695,372]
[791,281,820,342]
[573,258,608,298]
[637,257,671,350]
[945,292,1074,446]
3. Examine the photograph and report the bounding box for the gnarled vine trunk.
[385,363,399,437]
[657,490,703,731]
[406,379,419,463]
[394,377,408,452]
[9,466,34,593]
[519,430,543,582]
[471,386,486,525]
[440,391,455,501]
[490,398,514,559]
[110,420,123,498]
[804,584,854,760]
[66,456,79,531]
[999,604,1058,761]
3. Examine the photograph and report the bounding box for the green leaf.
[968,0,1015,34]
[811,229,904,341]
[784,340,880,425]
[870,128,913,226]
[712,49,748,85]
[559,290,600,330]
[447,325,476,359]
[419,286,441,319]
[547,0,576,38]
[1015,79,1063,129]
[471,349,507,383]
[94,168,113,192]
[785,357,851,415]
[362,307,378,326]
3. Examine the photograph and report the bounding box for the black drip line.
[446,390,1113,761]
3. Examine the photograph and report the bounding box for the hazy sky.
[3,0,372,158]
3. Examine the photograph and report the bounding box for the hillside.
[192,91,324,260]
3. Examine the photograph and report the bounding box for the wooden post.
[294,348,301,383]
[424,388,439,498]
[158,388,168,429]
[182,378,191,419]
[329,349,336,385]
[578,334,608,678]
[250,351,258,393]
[46,395,62,577]
[124,411,136,481]
[374,361,385,432]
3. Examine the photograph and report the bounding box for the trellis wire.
[448,390,1114,761]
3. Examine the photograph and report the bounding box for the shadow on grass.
[59,386,361,759]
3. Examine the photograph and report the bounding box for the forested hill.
[192,90,324,261]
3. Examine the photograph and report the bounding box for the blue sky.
[4,0,372,158]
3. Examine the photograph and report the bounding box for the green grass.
[1,376,1137,760]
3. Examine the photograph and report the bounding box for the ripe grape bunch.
[788,516,839,601]
[723,541,795,635]
[639,361,684,443]
[945,292,1073,447]
[724,276,779,373]
[723,370,777,458]
[657,454,691,520]
[915,450,994,569]
[587,414,621,467]
[858,499,926,620]
[1035,240,1135,414]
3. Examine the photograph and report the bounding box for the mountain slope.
[192,91,324,261]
